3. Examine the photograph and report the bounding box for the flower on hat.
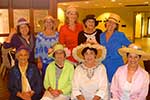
[118,43,150,60]
[17,18,29,26]
[48,43,71,58]
[72,43,106,62]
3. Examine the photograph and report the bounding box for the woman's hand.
[76,95,85,100]
[92,95,101,100]
[37,57,42,70]
[17,91,32,100]
[6,28,16,43]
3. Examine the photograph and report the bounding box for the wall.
[76,6,150,41]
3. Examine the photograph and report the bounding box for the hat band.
[17,21,28,26]
[108,17,119,23]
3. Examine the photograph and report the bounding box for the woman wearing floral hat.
[100,13,131,83]
[78,14,102,45]
[72,43,108,100]
[41,43,74,100]
[59,5,83,63]
[111,43,150,100]
[3,18,35,63]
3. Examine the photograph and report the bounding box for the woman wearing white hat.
[3,17,35,63]
[72,43,109,100]
[100,13,131,83]
[41,43,74,100]
[111,43,150,100]
[59,5,83,63]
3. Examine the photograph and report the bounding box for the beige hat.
[72,43,106,62]
[118,43,150,60]
[43,16,55,23]
[65,5,77,15]
[108,13,120,24]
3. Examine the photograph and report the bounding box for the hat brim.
[107,18,120,24]
[72,43,106,62]
[118,47,150,60]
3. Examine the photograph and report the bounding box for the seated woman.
[41,43,74,100]
[72,43,109,100]
[8,45,42,100]
[111,43,150,100]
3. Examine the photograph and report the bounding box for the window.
[0,9,9,34]
[34,10,48,32]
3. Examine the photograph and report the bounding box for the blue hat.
[16,45,29,53]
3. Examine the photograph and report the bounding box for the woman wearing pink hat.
[100,13,131,83]
[59,5,83,63]
[3,18,35,63]
[111,44,150,100]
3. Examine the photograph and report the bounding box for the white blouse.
[121,81,132,100]
[72,63,109,100]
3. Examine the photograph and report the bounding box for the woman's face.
[54,50,65,62]
[83,49,96,63]
[127,53,140,66]
[85,19,95,30]
[16,49,29,64]
[67,11,78,22]
[105,20,117,31]
[44,19,54,30]
[19,24,29,36]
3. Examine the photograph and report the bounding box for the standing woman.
[78,14,102,45]
[59,5,83,63]
[35,16,59,76]
[3,18,35,63]
[8,46,42,100]
[111,44,150,100]
[100,13,131,83]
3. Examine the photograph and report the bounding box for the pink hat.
[108,13,120,24]
[17,18,29,26]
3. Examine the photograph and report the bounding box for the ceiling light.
[111,0,116,2]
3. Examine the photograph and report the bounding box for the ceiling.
[58,0,150,8]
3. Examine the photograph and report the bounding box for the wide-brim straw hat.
[107,13,120,24]
[48,43,70,58]
[72,43,106,62]
[65,5,77,15]
[118,43,150,60]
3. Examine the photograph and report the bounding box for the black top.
[78,29,102,45]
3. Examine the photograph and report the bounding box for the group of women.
[3,5,150,100]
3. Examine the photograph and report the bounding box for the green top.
[44,60,74,95]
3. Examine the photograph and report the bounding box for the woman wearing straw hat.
[3,17,35,63]
[35,16,59,77]
[78,14,102,45]
[100,13,131,83]
[111,43,150,100]
[59,5,83,63]
[41,43,74,100]
[72,43,108,100]
[8,45,42,100]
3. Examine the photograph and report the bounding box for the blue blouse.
[100,31,131,82]
[35,32,59,64]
